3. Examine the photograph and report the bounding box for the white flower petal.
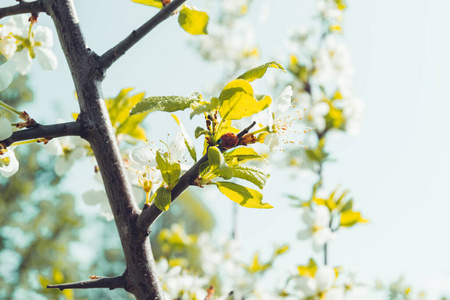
[45,139,64,156]
[276,85,293,112]
[313,227,333,246]
[0,117,13,140]
[314,205,331,227]
[264,132,280,153]
[34,26,54,48]
[35,47,57,71]
[82,190,107,206]
[0,60,17,91]
[315,266,336,292]
[130,146,157,167]
[13,49,32,75]
[54,156,73,176]
[0,148,19,177]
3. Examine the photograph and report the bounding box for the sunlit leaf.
[178,6,209,35]
[190,97,219,118]
[231,165,269,189]
[297,258,317,278]
[154,186,172,211]
[208,146,232,179]
[131,94,201,115]
[131,0,163,9]
[156,151,181,186]
[244,253,270,273]
[218,79,271,120]
[213,182,272,208]
[237,61,285,82]
[340,210,369,227]
[224,147,268,166]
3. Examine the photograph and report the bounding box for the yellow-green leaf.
[238,61,285,82]
[224,147,268,166]
[231,165,269,189]
[131,0,163,9]
[214,182,272,208]
[218,79,271,120]
[244,253,270,273]
[156,151,181,186]
[297,258,317,278]
[208,146,232,179]
[154,186,172,211]
[131,94,201,115]
[178,6,209,35]
[340,210,369,227]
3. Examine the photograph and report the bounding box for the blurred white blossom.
[0,117,12,140]
[298,205,334,251]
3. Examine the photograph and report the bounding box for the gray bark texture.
[43,0,166,298]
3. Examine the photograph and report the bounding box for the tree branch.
[136,153,208,230]
[46,1,164,298]
[100,0,186,70]
[136,122,257,231]
[47,275,125,291]
[0,121,81,148]
[0,0,46,20]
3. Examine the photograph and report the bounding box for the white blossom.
[296,265,343,299]
[3,14,57,75]
[314,36,353,90]
[261,86,308,152]
[45,136,89,176]
[298,205,334,251]
[0,117,13,140]
[0,146,19,177]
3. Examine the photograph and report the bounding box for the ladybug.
[217,133,239,150]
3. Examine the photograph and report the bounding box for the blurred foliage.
[0,76,85,299]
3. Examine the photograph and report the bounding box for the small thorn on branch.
[47,275,125,291]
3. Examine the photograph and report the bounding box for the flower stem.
[10,139,40,146]
[0,101,22,116]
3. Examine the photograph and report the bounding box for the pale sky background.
[19,0,450,298]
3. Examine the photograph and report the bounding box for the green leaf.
[154,187,172,211]
[237,61,286,82]
[208,146,232,179]
[156,151,181,186]
[131,0,163,9]
[213,182,272,208]
[218,79,271,120]
[171,114,197,162]
[231,165,269,189]
[131,94,201,115]
[224,147,268,166]
[195,126,209,139]
[178,6,209,35]
[190,97,219,119]
[340,199,353,212]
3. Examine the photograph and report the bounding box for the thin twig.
[0,0,46,20]
[100,0,186,70]
[0,121,82,148]
[47,275,125,291]
[136,122,258,231]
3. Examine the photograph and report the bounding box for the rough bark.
[43,0,164,298]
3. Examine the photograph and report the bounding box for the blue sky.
[22,0,450,297]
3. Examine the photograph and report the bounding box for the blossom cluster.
[0,14,57,91]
